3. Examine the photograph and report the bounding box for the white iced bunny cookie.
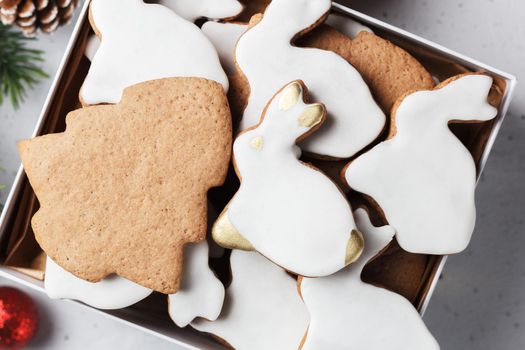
[202,15,371,76]
[80,0,228,105]
[345,74,498,255]
[84,0,243,65]
[168,241,225,327]
[45,257,153,310]
[235,0,385,158]
[212,81,364,277]
[158,0,243,22]
[191,250,309,350]
[300,209,440,350]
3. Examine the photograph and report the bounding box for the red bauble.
[0,287,38,350]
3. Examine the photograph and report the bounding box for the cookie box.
[0,1,516,349]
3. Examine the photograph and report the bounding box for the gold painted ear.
[278,82,302,111]
[345,229,364,265]
[249,136,264,150]
[212,211,255,251]
[298,104,325,128]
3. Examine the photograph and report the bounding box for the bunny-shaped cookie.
[300,208,440,350]
[192,250,309,350]
[345,74,498,255]
[235,0,385,158]
[80,0,228,105]
[213,81,364,277]
[159,0,243,22]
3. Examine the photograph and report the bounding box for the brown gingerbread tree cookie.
[19,77,232,294]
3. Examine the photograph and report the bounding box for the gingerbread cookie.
[45,257,153,310]
[168,241,225,327]
[235,0,385,159]
[84,0,243,65]
[19,77,232,294]
[299,28,435,113]
[159,0,243,22]
[80,0,228,105]
[300,208,440,350]
[344,74,497,255]
[212,81,364,277]
[192,250,309,350]
[202,15,371,77]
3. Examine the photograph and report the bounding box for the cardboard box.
[0,1,517,349]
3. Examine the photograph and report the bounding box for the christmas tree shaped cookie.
[212,81,364,277]
[192,250,309,350]
[345,74,498,255]
[235,0,385,158]
[80,0,228,105]
[300,208,440,350]
[19,78,232,294]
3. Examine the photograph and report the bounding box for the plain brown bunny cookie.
[19,77,232,294]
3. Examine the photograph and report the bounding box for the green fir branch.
[0,23,48,110]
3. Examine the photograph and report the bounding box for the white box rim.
[0,1,518,347]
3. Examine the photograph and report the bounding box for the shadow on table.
[27,295,55,349]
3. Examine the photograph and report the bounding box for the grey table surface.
[0,1,524,349]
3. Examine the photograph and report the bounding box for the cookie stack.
[18,0,499,349]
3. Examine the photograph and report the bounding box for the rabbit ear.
[278,82,303,111]
[438,74,497,121]
[298,104,325,129]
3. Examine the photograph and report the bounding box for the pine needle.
[0,23,48,110]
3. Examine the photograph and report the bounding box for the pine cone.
[0,0,79,37]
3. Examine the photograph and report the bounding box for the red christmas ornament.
[0,287,38,350]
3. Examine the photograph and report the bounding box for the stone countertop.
[1,1,524,349]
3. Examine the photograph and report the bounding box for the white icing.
[158,0,243,23]
[300,209,440,350]
[45,257,153,310]
[201,13,372,75]
[168,241,225,327]
[345,75,498,254]
[80,0,228,105]
[191,250,309,350]
[46,241,223,314]
[325,13,373,38]
[226,82,357,277]
[202,21,247,75]
[84,34,100,61]
[201,15,370,76]
[235,0,385,158]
